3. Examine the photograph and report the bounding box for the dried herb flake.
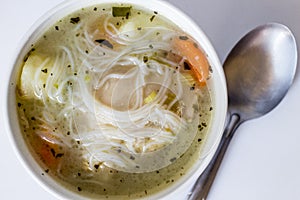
[95,39,114,49]
[50,148,56,157]
[184,62,191,70]
[143,56,148,63]
[55,153,64,158]
[70,17,80,24]
[150,15,155,22]
[179,35,189,40]
[130,155,135,160]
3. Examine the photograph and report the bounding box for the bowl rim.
[4,0,228,199]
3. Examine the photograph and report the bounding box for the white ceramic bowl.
[4,0,227,199]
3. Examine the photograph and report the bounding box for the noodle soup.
[7,0,227,199]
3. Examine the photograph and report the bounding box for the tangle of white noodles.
[73,16,176,74]
[76,49,185,169]
[79,64,174,125]
[103,15,176,45]
[30,44,81,146]
[95,65,139,89]
[30,13,194,171]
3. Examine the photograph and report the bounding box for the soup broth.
[16,3,213,199]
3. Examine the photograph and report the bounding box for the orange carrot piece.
[37,132,63,168]
[40,144,57,167]
[173,37,210,86]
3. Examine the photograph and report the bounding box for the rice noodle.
[20,11,203,173]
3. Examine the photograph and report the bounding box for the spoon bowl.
[189,23,297,200]
[225,23,297,121]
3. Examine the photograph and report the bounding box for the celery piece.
[112,6,131,17]
[144,91,157,104]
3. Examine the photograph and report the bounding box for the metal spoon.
[188,23,297,200]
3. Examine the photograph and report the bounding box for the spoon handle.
[188,114,241,200]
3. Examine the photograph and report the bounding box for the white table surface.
[1,0,300,199]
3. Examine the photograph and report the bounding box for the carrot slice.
[40,143,60,168]
[173,37,210,86]
[37,131,63,168]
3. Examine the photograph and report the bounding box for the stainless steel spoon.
[188,23,297,200]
